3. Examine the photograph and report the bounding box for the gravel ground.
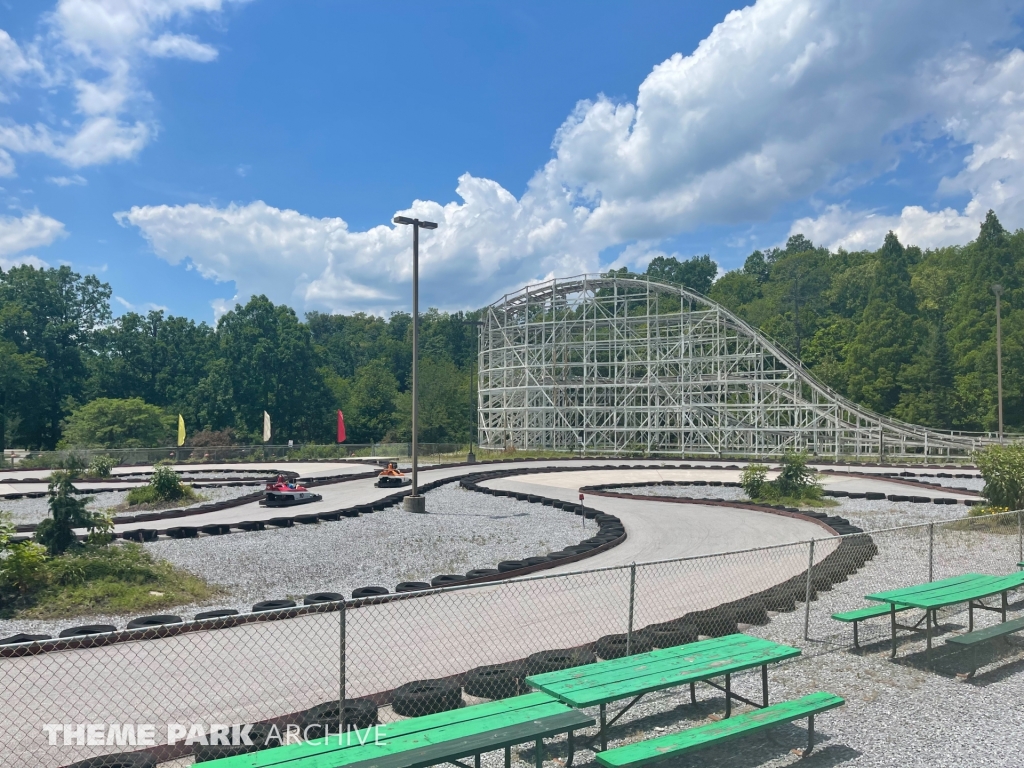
[0,484,598,637]
[0,485,259,526]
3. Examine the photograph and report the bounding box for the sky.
[1,1,1024,321]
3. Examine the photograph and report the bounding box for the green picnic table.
[525,634,800,752]
[197,692,594,768]
[865,571,1024,658]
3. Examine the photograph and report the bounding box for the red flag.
[337,410,347,443]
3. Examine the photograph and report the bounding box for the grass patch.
[3,543,221,620]
[97,492,208,514]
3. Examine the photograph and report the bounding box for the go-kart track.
[0,458,985,768]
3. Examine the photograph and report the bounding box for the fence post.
[626,562,637,656]
[1018,510,1022,566]
[803,539,815,641]
[339,600,347,734]
[928,522,935,582]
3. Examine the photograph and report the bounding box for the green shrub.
[88,455,117,479]
[126,466,196,507]
[35,471,109,555]
[1,541,49,595]
[976,443,1024,511]
[740,464,769,498]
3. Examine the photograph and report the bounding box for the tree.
[645,255,717,295]
[345,360,399,442]
[35,470,109,555]
[59,398,173,448]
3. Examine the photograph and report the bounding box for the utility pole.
[992,283,1004,443]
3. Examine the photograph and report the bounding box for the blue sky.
[1,1,1023,320]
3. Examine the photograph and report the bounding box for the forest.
[0,211,1019,450]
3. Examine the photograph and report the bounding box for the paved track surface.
[0,458,968,767]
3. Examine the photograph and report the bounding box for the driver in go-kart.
[275,474,296,489]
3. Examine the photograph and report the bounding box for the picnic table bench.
[199,692,594,768]
[865,571,1024,658]
[831,603,912,649]
[594,691,844,765]
[525,634,800,751]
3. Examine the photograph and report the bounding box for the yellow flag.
[177,414,186,447]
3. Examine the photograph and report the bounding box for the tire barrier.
[67,753,158,768]
[431,574,467,587]
[497,560,527,572]
[251,599,296,613]
[304,592,344,605]
[465,568,500,579]
[595,632,654,659]
[462,662,527,700]
[395,581,431,593]
[301,698,379,734]
[642,621,698,648]
[126,615,182,630]
[0,633,51,645]
[351,586,389,599]
[58,624,116,638]
[526,648,597,675]
[194,609,239,620]
[391,679,464,717]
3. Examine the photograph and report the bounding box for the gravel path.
[0,484,598,637]
[0,485,259,526]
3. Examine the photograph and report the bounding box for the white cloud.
[0,1,244,174]
[114,295,169,312]
[118,0,1024,315]
[47,173,88,186]
[0,210,67,264]
[145,33,218,61]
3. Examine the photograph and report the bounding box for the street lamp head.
[393,216,438,230]
[991,283,1004,296]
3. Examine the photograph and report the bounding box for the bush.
[88,455,117,479]
[35,471,110,555]
[740,464,769,499]
[1,541,49,595]
[189,428,237,447]
[740,451,822,502]
[126,466,196,507]
[976,443,1024,511]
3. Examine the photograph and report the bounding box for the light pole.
[394,216,437,513]
[992,283,1004,443]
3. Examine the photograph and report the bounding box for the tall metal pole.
[992,284,1004,443]
[411,223,419,497]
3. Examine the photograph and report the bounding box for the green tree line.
[0,270,477,449]
[1,211,1019,449]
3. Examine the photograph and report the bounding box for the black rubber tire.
[0,633,51,645]
[522,556,549,566]
[644,622,698,648]
[195,609,239,620]
[594,633,654,659]
[304,592,345,605]
[59,624,116,638]
[497,560,527,572]
[465,568,500,580]
[126,615,183,629]
[730,598,769,626]
[391,679,463,717]
[762,587,797,612]
[526,648,596,675]
[463,662,527,699]
[689,609,738,638]
[352,586,389,599]
[395,581,431,593]
[193,724,276,763]
[301,698,379,733]
[431,574,466,587]
[545,551,574,560]
[251,599,297,613]
[66,754,158,768]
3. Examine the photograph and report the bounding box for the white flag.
[263,411,271,443]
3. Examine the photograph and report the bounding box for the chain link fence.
[2,509,1022,767]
